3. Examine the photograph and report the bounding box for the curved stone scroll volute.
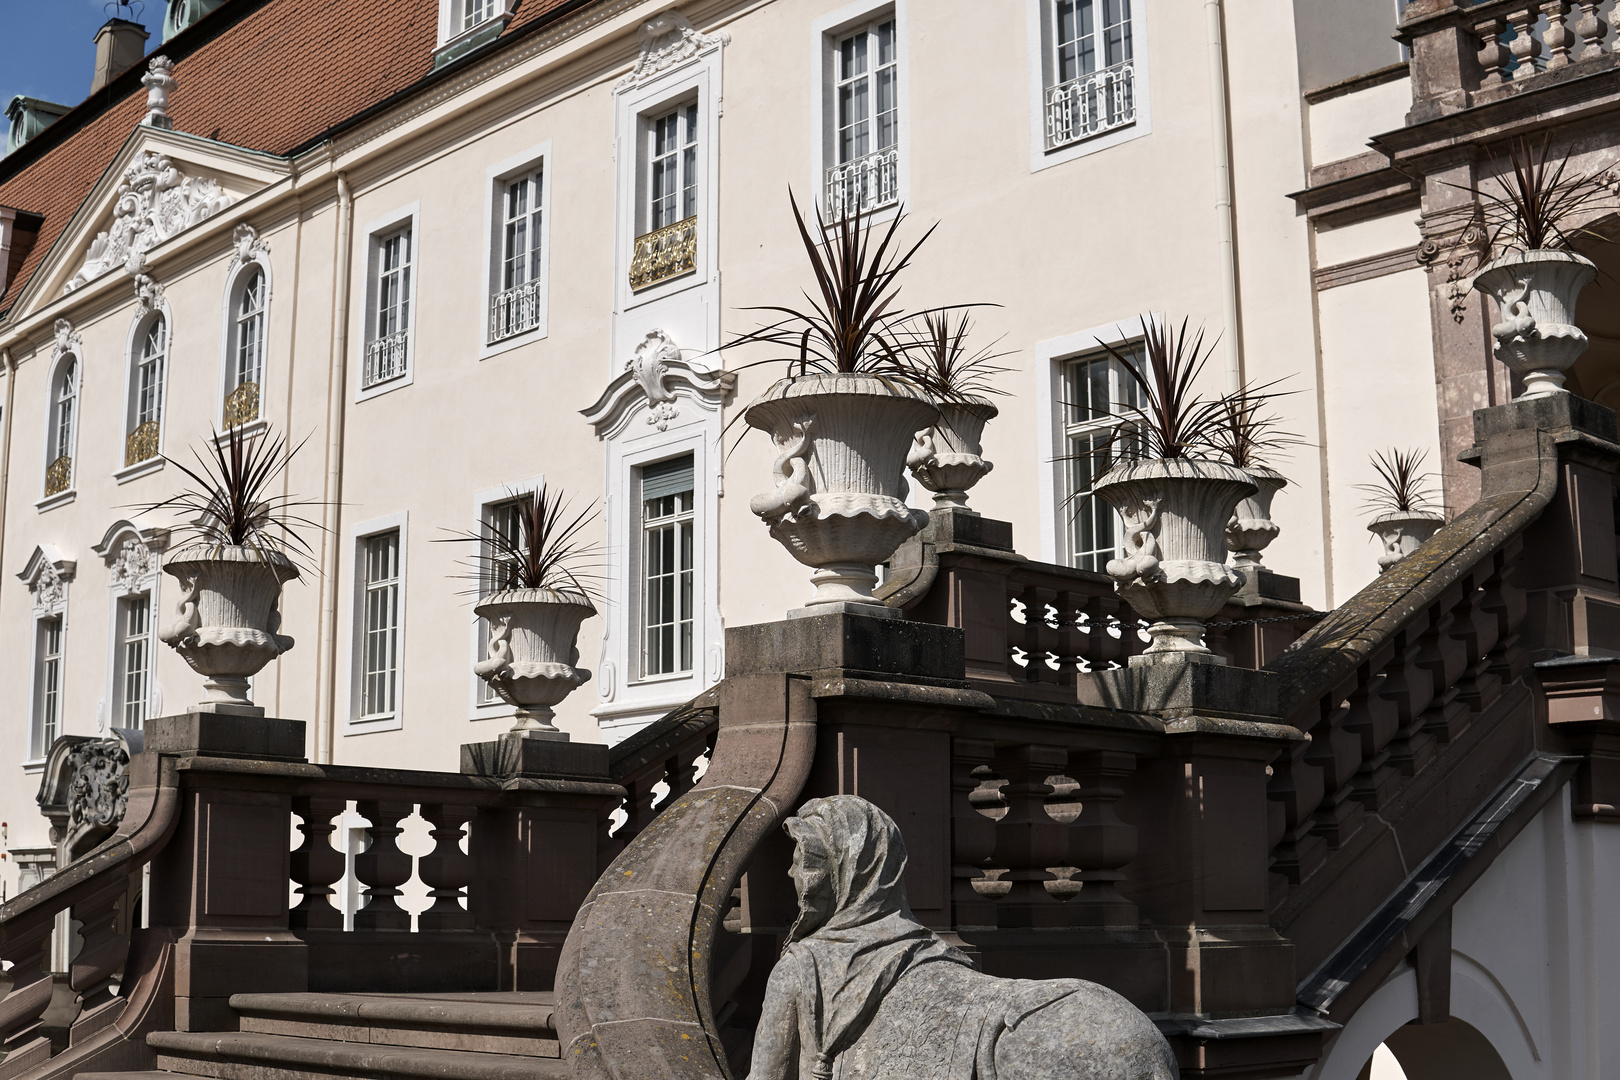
[554,673,818,1080]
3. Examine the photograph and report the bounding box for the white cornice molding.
[582,328,734,438]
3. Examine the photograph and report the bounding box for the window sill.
[36,490,75,512]
[114,457,165,485]
[345,712,403,735]
[480,323,548,361]
[1031,116,1148,173]
[21,759,45,775]
[213,419,268,448]
[634,670,697,687]
[356,368,415,403]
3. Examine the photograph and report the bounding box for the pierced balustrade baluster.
[1577,1,1607,58]
[1304,676,1367,849]
[1267,730,1328,884]
[353,800,414,931]
[1342,663,1403,812]
[1509,4,1545,79]
[1451,570,1505,715]
[1379,617,1440,776]
[291,796,345,931]
[1478,16,1512,87]
[1078,594,1124,671]
[1054,591,1084,687]
[1417,590,1473,743]
[988,744,1071,927]
[662,732,713,806]
[1545,1,1576,67]
[1065,750,1139,927]
[419,803,477,931]
[68,875,132,1017]
[0,919,55,1067]
[1482,541,1529,684]
[950,739,1001,929]
[1018,585,1059,687]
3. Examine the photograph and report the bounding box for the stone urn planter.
[907,397,997,511]
[1225,466,1287,572]
[1473,249,1598,399]
[746,373,938,608]
[473,589,595,736]
[160,545,297,708]
[1368,510,1446,573]
[1093,459,1257,656]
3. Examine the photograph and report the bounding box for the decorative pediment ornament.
[228,223,268,274]
[52,318,82,362]
[64,149,235,293]
[142,56,176,130]
[93,520,169,594]
[582,328,735,437]
[19,544,76,616]
[134,273,165,315]
[616,12,730,91]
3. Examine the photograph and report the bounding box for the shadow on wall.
[1368,1020,1512,1080]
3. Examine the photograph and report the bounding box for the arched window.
[44,357,76,497]
[127,316,167,467]
[226,269,265,427]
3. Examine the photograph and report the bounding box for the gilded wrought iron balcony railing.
[364,331,410,388]
[224,381,260,428]
[629,217,697,291]
[489,279,543,341]
[825,146,900,218]
[125,421,160,467]
[44,454,71,497]
[1045,62,1136,150]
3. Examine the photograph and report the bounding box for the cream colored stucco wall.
[1308,76,1410,168]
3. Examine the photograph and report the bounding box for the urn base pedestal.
[1080,651,1281,723]
[460,732,609,779]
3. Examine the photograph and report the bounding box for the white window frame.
[481,142,552,359]
[812,1,909,224]
[32,614,65,762]
[638,455,697,682]
[345,512,409,735]
[39,346,80,509]
[218,249,273,434]
[21,545,74,768]
[467,475,546,721]
[355,203,420,402]
[1059,349,1145,573]
[1035,319,1157,566]
[435,0,517,54]
[95,522,167,734]
[1025,0,1152,173]
[116,305,172,483]
[113,594,154,730]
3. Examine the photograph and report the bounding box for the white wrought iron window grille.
[128,317,167,465]
[1062,351,1142,573]
[1045,0,1136,151]
[361,531,401,718]
[827,19,900,217]
[490,170,544,342]
[365,229,412,389]
[640,455,695,679]
[228,270,266,425]
[46,358,76,495]
[116,594,152,730]
[649,104,699,232]
[478,499,523,702]
[34,616,63,758]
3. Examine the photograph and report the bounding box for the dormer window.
[435,0,516,67]
[162,0,226,43]
[460,0,495,33]
[5,96,71,157]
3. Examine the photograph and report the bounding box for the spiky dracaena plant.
[1092,316,1231,462]
[894,309,1012,401]
[1208,383,1300,471]
[1477,134,1615,256]
[1356,447,1440,515]
[133,423,324,572]
[437,484,603,600]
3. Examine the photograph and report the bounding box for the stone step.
[229,993,560,1058]
[79,1072,191,1080]
[147,1031,569,1080]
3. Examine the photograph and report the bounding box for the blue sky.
[1,1,167,118]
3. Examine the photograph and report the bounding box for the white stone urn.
[1225,466,1287,572]
[746,373,938,607]
[1473,249,1597,399]
[473,589,595,736]
[1368,510,1446,573]
[1093,458,1257,655]
[906,397,998,511]
[160,545,297,708]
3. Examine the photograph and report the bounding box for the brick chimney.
[91,19,150,93]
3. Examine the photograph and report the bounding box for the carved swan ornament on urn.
[160,545,298,711]
[747,373,938,612]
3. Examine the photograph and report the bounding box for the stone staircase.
[82,993,566,1080]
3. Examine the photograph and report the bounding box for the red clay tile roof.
[0,0,597,319]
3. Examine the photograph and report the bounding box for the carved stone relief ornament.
[19,545,76,616]
[67,739,130,835]
[616,12,730,91]
[134,273,165,315]
[229,222,269,274]
[630,328,683,430]
[1416,205,1491,323]
[110,539,154,592]
[142,55,176,130]
[65,149,234,292]
[581,328,735,437]
[52,318,82,362]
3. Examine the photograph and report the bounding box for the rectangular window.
[490,169,545,341]
[33,616,63,758]
[1046,0,1136,150]
[827,19,900,217]
[640,455,695,679]
[115,595,151,730]
[462,0,494,32]
[477,498,523,703]
[361,531,401,718]
[1062,351,1142,573]
[365,228,413,388]
[650,104,699,231]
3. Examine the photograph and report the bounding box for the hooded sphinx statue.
[749,795,1178,1080]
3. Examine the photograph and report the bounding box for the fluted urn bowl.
[746,373,938,608]
[908,397,998,511]
[160,544,298,707]
[1473,249,1597,399]
[1093,458,1257,655]
[1226,466,1287,571]
[473,588,595,735]
[1368,510,1446,573]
